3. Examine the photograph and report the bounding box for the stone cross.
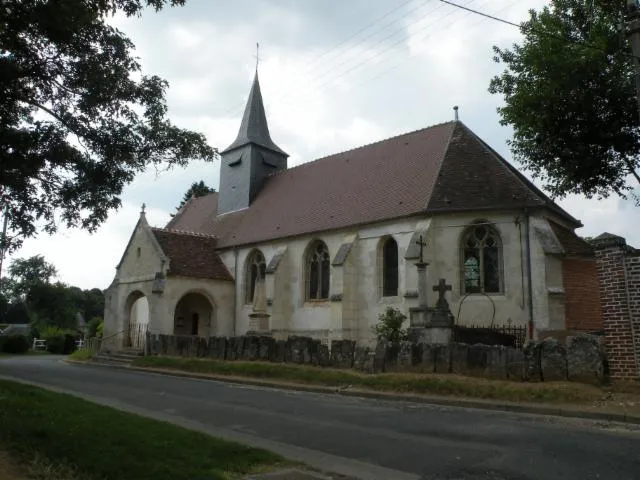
[415,234,427,264]
[141,203,146,214]
[432,278,452,309]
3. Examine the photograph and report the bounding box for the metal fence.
[77,337,101,352]
[453,323,527,349]
[128,322,148,351]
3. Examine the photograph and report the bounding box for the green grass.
[0,380,290,480]
[132,356,607,405]
[68,349,95,361]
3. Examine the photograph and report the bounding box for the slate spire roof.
[221,72,287,156]
[169,121,581,249]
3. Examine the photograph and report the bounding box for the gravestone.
[407,246,454,345]
[567,334,608,384]
[540,338,568,381]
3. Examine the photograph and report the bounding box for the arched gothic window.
[306,240,330,300]
[245,250,266,304]
[461,222,503,294]
[381,237,399,297]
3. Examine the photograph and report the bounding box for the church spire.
[221,72,286,155]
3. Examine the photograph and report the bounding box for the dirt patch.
[0,450,29,480]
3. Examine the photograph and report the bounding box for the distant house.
[0,324,31,336]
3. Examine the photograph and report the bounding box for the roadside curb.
[64,358,640,425]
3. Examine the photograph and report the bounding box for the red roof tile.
[168,122,580,248]
[549,221,594,256]
[151,228,233,281]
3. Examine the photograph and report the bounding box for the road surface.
[1,355,639,480]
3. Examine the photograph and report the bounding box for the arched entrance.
[124,291,149,349]
[174,292,215,337]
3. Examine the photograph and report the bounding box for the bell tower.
[217,73,288,215]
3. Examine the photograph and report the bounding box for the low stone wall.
[146,333,608,384]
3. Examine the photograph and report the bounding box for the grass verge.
[0,379,290,480]
[68,349,96,361]
[132,356,614,405]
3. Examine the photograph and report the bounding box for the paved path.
[1,356,640,480]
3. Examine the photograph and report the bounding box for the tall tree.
[489,0,640,202]
[7,255,57,299]
[174,180,215,212]
[0,0,217,252]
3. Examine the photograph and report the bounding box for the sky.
[6,0,640,290]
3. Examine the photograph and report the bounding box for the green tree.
[0,0,217,251]
[489,0,640,202]
[81,288,105,320]
[175,180,216,212]
[27,282,79,330]
[374,307,408,343]
[7,255,57,299]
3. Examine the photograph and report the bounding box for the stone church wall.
[218,212,559,344]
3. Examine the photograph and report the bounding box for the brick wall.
[629,254,640,370]
[593,236,639,380]
[562,257,603,332]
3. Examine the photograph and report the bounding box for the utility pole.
[626,0,640,123]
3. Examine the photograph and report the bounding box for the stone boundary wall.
[146,333,608,384]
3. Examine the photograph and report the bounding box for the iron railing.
[453,323,527,349]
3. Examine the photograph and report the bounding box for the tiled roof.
[548,221,594,256]
[151,228,233,281]
[168,122,580,248]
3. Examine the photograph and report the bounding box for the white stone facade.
[103,208,570,349]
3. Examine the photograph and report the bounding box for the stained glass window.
[461,223,502,294]
[245,250,266,303]
[306,241,330,300]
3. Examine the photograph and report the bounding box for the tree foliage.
[1,255,103,329]
[175,180,215,212]
[7,254,57,299]
[374,307,408,343]
[0,0,217,251]
[490,0,640,201]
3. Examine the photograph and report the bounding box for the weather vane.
[254,42,260,72]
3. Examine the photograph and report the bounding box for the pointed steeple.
[221,73,286,155]
[217,71,288,215]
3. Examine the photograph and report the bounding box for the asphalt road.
[1,356,639,480]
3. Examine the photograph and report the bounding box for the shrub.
[2,334,30,354]
[87,317,103,338]
[40,326,77,354]
[374,307,408,343]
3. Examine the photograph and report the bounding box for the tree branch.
[21,99,92,156]
[623,158,640,186]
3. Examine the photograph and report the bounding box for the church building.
[103,72,599,349]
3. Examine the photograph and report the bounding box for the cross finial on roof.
[141,203,146,215]
[253,42,260,73]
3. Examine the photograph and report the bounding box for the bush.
[40,326,77,354]
[2,334,30,354]
[87,317,104,338]
[374,307,408,343]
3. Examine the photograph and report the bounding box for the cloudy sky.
[7,0,640,289]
